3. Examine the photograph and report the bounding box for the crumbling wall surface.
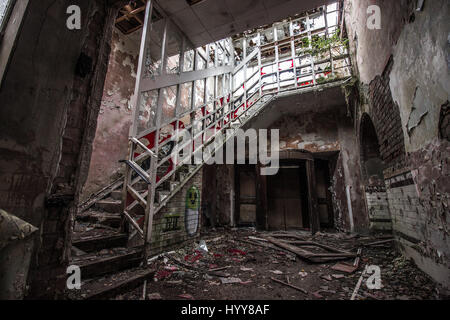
[269,112,340,153]
[387,0,450,287]
[389,0,449,153]
[344,0,413,84]
[0,0,123,298]
[201,164,235,227]
[345,0,450,287]
[82,28,141,201]
[335,114,368,232]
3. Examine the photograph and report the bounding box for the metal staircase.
[120,1,351,258]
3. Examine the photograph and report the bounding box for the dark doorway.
[315,159,334,228]
[360,114,384,186]
[235,165,257,226]
[267,160,309,231]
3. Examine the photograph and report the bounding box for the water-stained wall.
[82,28,141,200]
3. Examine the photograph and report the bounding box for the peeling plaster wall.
[268,112,340,153]
[388,2,450,286]
[344,0,413,85]
[345,0,450,287]
[389,0,449,153]
[82,28,141,200]
[202,164,235,227]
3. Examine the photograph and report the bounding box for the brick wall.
[367,57,407,174]
[385,141,450,286]
[148,169,203,255]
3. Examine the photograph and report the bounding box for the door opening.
[267,160,310,231]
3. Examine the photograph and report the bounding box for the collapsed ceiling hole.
[115,0,162,35]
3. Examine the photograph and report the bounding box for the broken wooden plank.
[363,239,394,247]
[209,266,230,272]
[282,240,346,254]
[264,236,316,260]
[351,266,368,300]
[163,254,228,278]
[83,268,155,300]
[331,262,358,274]
[353,248,362,267]
[263,236,355,262]
[237,238,294,256]
[271,277,307,294]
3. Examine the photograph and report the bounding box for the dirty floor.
[110,228,446,300]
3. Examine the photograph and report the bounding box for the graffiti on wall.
[185,186,200,236]
[163,214,181,232]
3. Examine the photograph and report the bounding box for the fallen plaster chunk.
[220,277,242,284]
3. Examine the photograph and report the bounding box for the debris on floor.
[112,228,446,300]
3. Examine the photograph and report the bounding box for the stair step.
[72,233,128,253]
[76,267,155,300]
[76,248,143,279]
[110,190,122,201]
[77,211,121,228]
[95,199,122,213]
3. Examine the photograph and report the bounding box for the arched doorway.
[360,114,392,232]
[360,114,384,185]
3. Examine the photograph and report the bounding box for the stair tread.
[72,233,128,253]
[72,247,143,280]
[67,266,155,300]
[72,226,120,241]
[97,199,121,204]
[73,247,141,266]
[73,230,124,242]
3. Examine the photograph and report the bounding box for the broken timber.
[271,277,308,294]
[263,236,356,263]
[163,254,229,278]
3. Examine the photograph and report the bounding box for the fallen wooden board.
[237,238,295,257]
[363,239,394,247]
[271,277,307,294]
[84,268,155,300]
[264,236,356,263]
[331,262,358,274]
[164,254,228,278]
[282,240,346,254]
